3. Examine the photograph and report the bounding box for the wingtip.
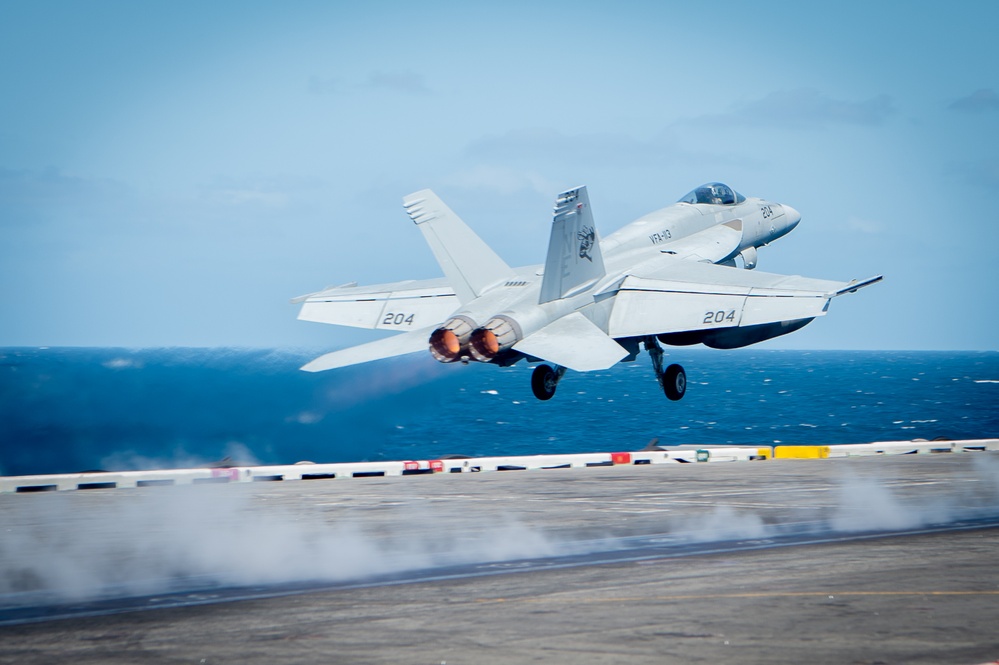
[832,274,884,297]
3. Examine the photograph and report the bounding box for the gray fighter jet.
[294,183,881,400]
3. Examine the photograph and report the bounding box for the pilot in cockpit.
[679,182,743,206]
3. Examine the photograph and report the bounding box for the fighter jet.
[293,183,881,401]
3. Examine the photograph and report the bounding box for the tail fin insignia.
[539,186,606,303]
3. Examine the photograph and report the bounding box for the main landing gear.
[528,338,686,402]
[531,364,566,401]
[644,336,686,401]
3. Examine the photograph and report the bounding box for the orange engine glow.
[480,330,499,356]
[429,328,462,362]
[441,330,460,355]
[469,328,500,360]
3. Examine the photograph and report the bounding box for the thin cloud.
[684,89,896,129]
[464,127,690,167]
[442,164,559,197]
[197,174,326,210]
[948,88,999,113]
[0,167,133,228]
[309,71,431,96]
[363,70,431,95]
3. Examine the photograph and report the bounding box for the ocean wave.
[1,348,997,475]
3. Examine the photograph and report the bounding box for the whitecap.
[103,358,141,370]
[292,411,322,425]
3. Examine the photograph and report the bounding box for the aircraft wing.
[293,278,459,331]
[300,325,437,372]
[606,258,881,338]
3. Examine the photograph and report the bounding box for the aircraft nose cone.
[782,204,801,230]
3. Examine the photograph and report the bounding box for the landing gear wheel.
[644,336,687,401]
[663,363,686,401]
[531,364,558,401]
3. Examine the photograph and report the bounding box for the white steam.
[829,474,950,532]
[0,485,562,604]
[663,456,999,544]
[668,505,771,543]
[100,441,261,472]
[3,457,999,607]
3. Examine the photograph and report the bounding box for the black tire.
[531,364,558,401]
[663,364,686,401]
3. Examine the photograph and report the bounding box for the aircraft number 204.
[703,309,736,325]
[382,312,415,326]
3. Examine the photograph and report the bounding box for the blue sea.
[1,347,997,477]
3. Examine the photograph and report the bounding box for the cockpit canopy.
[678,182,746,206]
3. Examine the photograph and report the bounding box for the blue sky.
[1,1,996,349]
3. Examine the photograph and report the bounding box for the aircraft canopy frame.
[678,182,746,206]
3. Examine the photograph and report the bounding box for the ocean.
[1,347,997,477]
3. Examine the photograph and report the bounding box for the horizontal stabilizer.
[513,312,628,372]
[294,277,458,330]
[301,326,436,372]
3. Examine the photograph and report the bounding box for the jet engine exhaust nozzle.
[429,328,461,362]
[469,329,498,360]
[469,316,522,363]
[428,316,476,363]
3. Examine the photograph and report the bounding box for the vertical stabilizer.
[539,186,605,304]
[403,189,512,304]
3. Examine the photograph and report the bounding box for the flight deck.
[1,442,998,663]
